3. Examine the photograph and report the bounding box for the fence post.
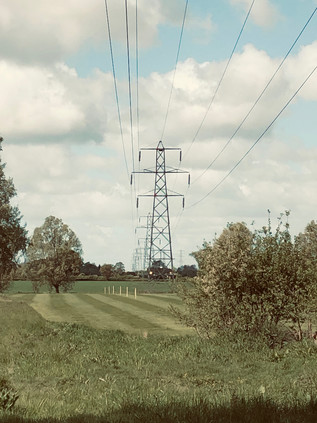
[126,287,129,297]
[119,286,122,296]
[104,287,106,295]
[112,286,115,295]
[134,288,137,299]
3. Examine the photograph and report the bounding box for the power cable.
[136,0,140,155]
[192,6,317,184]
[125,0,135,172]
[161,0,189,141]
[183,0,256,158]
[187,65,317,209]
[104,0,130,181]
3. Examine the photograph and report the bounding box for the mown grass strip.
[29,294,85,324]
[78,294,162,332]
[61,294,134,331]
[87,294,192,334]
[30,294,64,322]
[11,293,36,304]
[137,294,183,309]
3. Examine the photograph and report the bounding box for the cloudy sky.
[1,0,317,269]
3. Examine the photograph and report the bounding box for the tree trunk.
[297,318,303,341]
[307,319,312,338]
[54,284,60,293]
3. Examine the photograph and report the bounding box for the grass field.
[8,280,174,294]
[2,295,317,422]
[12,292,193,336]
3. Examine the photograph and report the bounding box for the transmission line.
[104,0,130,180]
[183,0,256,158]
[161,0,189,141]
[125,0,135,172]
[135,0,140,154]
[192,6,317,184]
[187,65,317,209]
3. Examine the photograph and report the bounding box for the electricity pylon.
[131,140,189,279]
[136,214,152,271]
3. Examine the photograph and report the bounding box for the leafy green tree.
[177,265,197,278]
[26,216,82,293]
[174,214,317,341]
[100,264,113,280]
[0,137,28,292]
[80,262,100,276]
[113,261,125,276]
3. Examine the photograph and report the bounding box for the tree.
[113,261,125,276]
[100,264,113,280]
[80,262,100,276]
[0,137,28,292]
[177,265,197,278]
[174,214,317,341]
[26,216,82,293]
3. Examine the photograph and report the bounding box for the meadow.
[1,290,317,422]
[8,279,174,295]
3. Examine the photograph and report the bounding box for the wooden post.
[126,287,129,297]
[134,288,137,299]
[108,286,111,295]
[104,287,106,294]
[119,286,122,296]
[112,286,115,295]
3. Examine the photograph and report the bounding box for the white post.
[112,286,115,295]
[104,287,106,294]
[119,286,122,296]
[134,288,137,299]
[126,287,129,297]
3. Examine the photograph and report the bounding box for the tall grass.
[1,297,317,422]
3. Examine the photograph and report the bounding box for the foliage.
[113,261,125,276]
[80,262,101,276]
[100,263,113,280]
[26,216,83,293]
[0,137,28,292]
[177,264,198,278]
[175,213,317,341]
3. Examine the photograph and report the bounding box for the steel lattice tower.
[132,140,189,279]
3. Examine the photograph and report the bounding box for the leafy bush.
[174,213,317,341]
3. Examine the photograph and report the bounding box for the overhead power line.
[187,65,317,209]
[161,0,189,141]
[104,0,130,180]
[192,6,317,184]
[183,0,256,158]
[125,0,135,172]
[135,0,140,154]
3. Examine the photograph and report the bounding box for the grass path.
[19,293,193,335]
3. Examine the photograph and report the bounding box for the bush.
[174,213,317,341]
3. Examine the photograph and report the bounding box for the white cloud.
[231,0,280,28]
[1,0,317,268]
[0,0,191,65]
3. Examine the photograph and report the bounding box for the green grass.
[1,297,317,422]
[8,280,174,294]
[11,292,192,336]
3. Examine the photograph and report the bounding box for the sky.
[1,0,317,270]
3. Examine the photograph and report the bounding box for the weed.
[0,378,18,412]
